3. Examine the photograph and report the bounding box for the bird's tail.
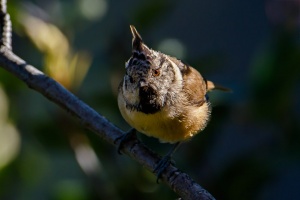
[206,80,231,92]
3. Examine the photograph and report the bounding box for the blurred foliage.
[21,13,92,91]
[0,0,300,200]
[0,85,20,171]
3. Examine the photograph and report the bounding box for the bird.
[116,25,228,182]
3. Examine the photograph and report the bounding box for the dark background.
[0,0,299,199]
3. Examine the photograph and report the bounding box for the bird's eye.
[152,69,160,77]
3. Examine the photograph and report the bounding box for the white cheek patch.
[122,79,140,105]
[166,56,183,86]
[124,91,139,105]
[122,78,127,93]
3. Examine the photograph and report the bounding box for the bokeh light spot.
[157,38,186,59]
[78,0,107,20]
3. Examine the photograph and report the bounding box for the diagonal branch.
[0,1,215,200]
[0,0,11,50]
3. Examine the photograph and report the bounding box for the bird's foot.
[153,155,175,183]
[153,142,181,183]
[114,128,136,154]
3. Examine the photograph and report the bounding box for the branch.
[0,0,11,50]
[0,2,215,200]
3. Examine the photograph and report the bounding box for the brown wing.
[182,66,207,107]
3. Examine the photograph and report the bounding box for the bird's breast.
[118,92,211,143]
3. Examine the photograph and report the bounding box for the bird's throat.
[138,86,161,114]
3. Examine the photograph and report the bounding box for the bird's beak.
[139,78,148,87]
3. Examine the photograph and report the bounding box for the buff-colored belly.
[122,108,188,143]
[118,95,210,143]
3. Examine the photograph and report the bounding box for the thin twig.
[0,1,216,199]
